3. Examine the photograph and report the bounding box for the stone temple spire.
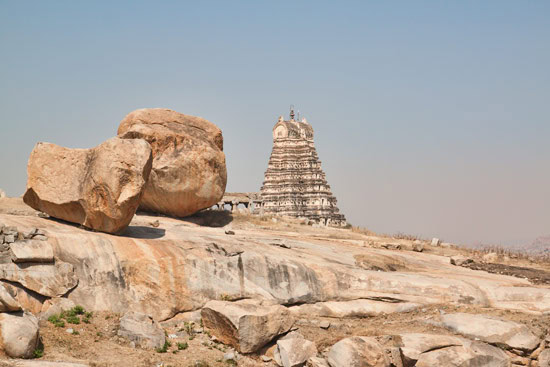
[259,110,346,226]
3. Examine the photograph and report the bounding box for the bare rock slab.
[9,239,53,263]
[118,108,227,218]
[415,340,510,367]
[201,299,294,353]
[440,313,541,351]
[327,337,390,367]
[117,311,165,349]
[539,349,550,367]
[23,137,153,234]
[0,311,39,358]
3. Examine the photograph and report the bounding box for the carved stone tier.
[260,113,346,226]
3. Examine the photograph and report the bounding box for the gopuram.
[259,107,347,226]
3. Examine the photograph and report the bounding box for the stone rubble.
[117,311,166,349]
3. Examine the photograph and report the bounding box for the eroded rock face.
[201,299,294,353]
[23,137,152,233]
[327,337,390,367]
[0,262,77,298]
[117,311,166,349]
[0,311,40,358]
[440,313,540,351]
[117,108,227,218]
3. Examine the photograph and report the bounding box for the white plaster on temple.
[260,108,346,226]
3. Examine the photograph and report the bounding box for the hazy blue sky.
[1,1,549,246]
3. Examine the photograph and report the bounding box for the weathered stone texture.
[117,108,227,218]
[23,137,152,233]
[260,111,346,226]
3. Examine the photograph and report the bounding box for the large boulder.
[201,299,294,353]
[327,337,390,367]
[0,311,40,358]
[539,349,550,367]
[117,108,227,218]
[23,137,152,234]
[440,313,540,351]
[415,340,510,367]
[117,311,165,349]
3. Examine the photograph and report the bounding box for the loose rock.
[0,282,21,312]
[9,239,54,263]
[117,311,166,349]
[327,336,390,367]
[201,299,294,353]
[0,311,40,358]
[275,332,317,367]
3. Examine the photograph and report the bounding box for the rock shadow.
[180,210,234,228]
[120,226,166,239]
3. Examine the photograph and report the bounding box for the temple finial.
[290,105,295,121]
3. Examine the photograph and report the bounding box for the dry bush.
[350,226,377,237]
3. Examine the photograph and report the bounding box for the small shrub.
[73,305,85,315]
[47,314,65,328]
[66,315,80,325]
[32,346,44,358]
[156,340,171,353]
[177,342,188,350]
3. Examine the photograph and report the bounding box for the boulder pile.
[21,108,227,234]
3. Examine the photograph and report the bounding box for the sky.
[1,1,549,246]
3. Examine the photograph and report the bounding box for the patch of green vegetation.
[66,315,80,324]
[225,359,237,366]
[177,342,188,350]
[156,340,172,353]
[47,314,65,328]
[72,330,80,335]
[32,345,44,359]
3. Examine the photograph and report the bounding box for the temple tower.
[260,108,346,226]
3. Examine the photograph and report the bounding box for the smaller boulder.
[539,349,550,367]
[412,242,424,252]
[201,299,294,353]
[0,282,21,312]
[0,311,40,358]
[275,332,317,367]
[450,255,473,266]
[430,238,440,246]
[327,337,390,367]
[0,189,5,198]
[117,311,166,349]
[307,357,330,367]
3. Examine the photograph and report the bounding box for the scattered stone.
[168,333,177,339]
[327,336,390,367]
[307,357,330,367]
[0,311,40,358]
[40,297,76,320]
[0,189,5,198]
[0,282,21,312]
[117,311,166,349]
[440,313,540,351]
[201,299,294,353]
[450,255,473,266]
[430,238,441,246]
[4,234,15,244]
[319,320,331,329]
[66,328,74,334]
[412,242,424,252]
[539,349,550,367]
[275,332,317,367]
[261,355,272,362]
[9,239,54,263]
[150,220,160,228]
[118,108,227,218]
[23,137,153,234]
[223,352,236,361]
[381,243,401,250]
[225,230,235,235]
